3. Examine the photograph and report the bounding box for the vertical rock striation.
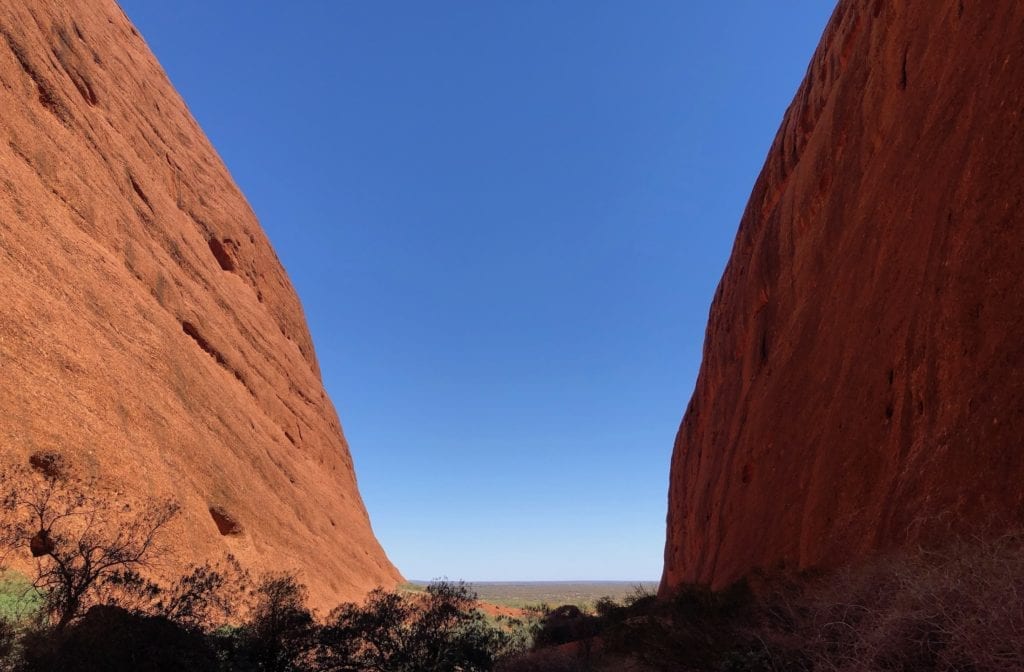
[663,0,1024,593]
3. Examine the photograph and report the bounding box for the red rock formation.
[0,1,401,607]
[662,0,1024,594]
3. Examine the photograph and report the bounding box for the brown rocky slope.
[0,0,401,607]
[663,0,1024,594]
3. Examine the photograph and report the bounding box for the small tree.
[152,554,250,630]
[320,587,412,671]
[319,580,525,672]
[0,464,179,629]
[231,573,316,672]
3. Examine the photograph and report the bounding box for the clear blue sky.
[119,1,836,581]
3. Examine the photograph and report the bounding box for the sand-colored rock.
[0,0,400,607]
[662,0,1024,594]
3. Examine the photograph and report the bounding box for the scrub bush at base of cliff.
[504,533,1024,672]
[5,461,1019,671]
[316,580,526,672]
[503,580,770,672]
[781,531,1024,672]
[18,605,220,672]
[207,578,531,672]
[0,464,180,630]
[216,573,317,672]
[2,575,528,672]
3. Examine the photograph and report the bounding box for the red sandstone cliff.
[0,0,401,607]
[662,0,1024,594]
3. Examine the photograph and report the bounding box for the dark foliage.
[520,581,792,672]
[152,555,250,630]
[531,605,599,648]
[0,464,179,629]
[0,460,526,671]
[4,457,1017,671]
[226,574,316,672]
[18,605,218,672]
[0,618,15,664]
[319,580,522,672]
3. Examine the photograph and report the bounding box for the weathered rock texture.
[662,0,1024,594]
[0,0,401,607]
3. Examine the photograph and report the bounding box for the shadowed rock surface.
[0,0,400,607]
[663,0,1024,594]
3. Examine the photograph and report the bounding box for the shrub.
[152,555,250,631]
[319,580,526,672]
[531,605,600,649]
[0,464,179,629]
[784,533,1024,672]
[17,605,218,672]
[225,574,316,672]
[0,617,15,667]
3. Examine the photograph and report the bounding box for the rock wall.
[662,0,1024,593]
[0,0,401,607]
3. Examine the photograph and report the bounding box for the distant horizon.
[119,1,839,581]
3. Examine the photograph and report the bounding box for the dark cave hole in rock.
[208,506,243,536]
[208,238,235,272]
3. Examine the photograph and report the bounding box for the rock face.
[662,0,1024,594]
[0,1,401,606]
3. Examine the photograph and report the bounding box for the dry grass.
[502,532,1024,672]
[760,532,1024,672]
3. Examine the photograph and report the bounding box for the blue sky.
[119,1,836,581]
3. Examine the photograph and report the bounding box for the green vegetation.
[404,581,658,612]
[0,460,532,670]
[397,582,427,594]
[0,572,42,622]
[2,457,1021,671]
